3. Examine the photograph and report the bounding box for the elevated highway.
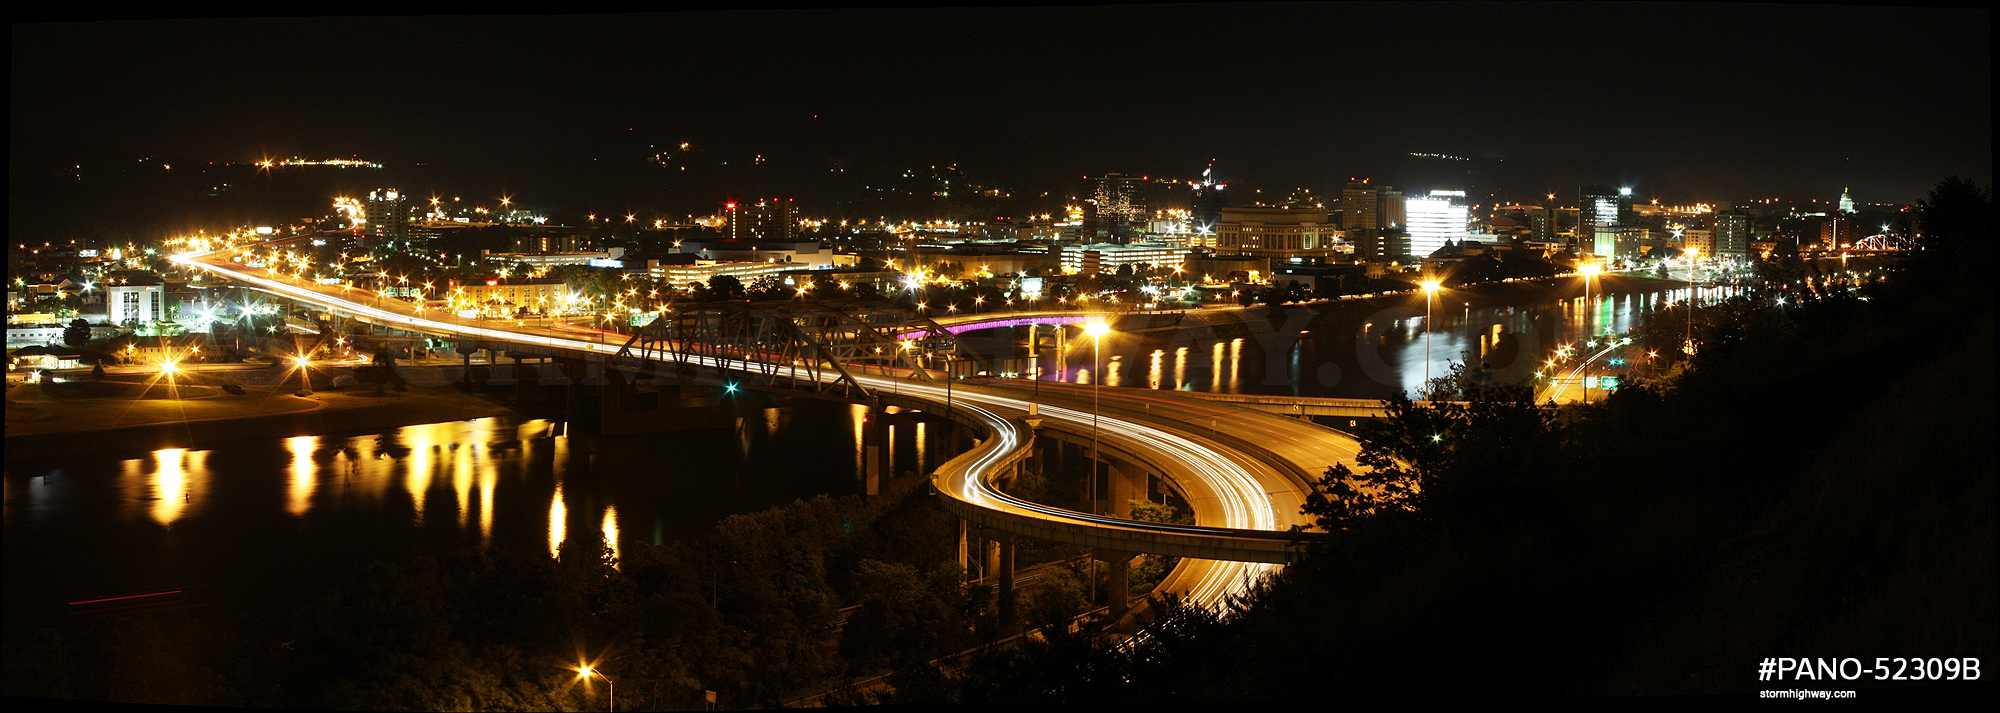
[174,247,1362,608]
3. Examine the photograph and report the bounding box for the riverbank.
[4,370,511,461]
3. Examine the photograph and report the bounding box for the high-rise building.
[1530,205,1556,242]
[1083,173,1148,243]
[726,199,796,241]
[1406,191,1469,258]
[1713,209,1752,259]
[364,189,408,247]
[1342,178,1379,231]
[1378,186,1405,230]
[1191,166,1228,246]
[1577,185,1630,250]
[1819,214,1855,249]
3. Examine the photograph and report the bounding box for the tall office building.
[1083,173,1148,243]
[1530,204,1556,242]
[1819,214,1855,249]
[1377,186,1405,230]
[1342,178,1379,231]
[364,189,408,247]
[1577,185,1630,250]
[1191,166,1228,245]
[1713,209,1752,259]
[726,199,796,241]
[1406,191,1470,258]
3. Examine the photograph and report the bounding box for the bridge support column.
[984,539,1000,587]
[998,537,1016,625]
[1106,461,1147,518]
[863,400,887,496]
[1094,549,1137,618]
[956,519,968,579]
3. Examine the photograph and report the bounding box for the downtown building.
[726,199,797,241]
[1577,184,1631,250]
[1213,207,1341,261]
[1082,173,1149,243]
[1713,208,1752,260]
[1405,191,1470,260]
[364,189,410,248]
[1189,170,1228,248]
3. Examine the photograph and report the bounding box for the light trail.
[173,247,1295,608]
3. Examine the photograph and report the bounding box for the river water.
[1014,280,1744,399]
[3,278,1734,640]
[2,400,954,639]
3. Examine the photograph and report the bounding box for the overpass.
[173,247,1365,610]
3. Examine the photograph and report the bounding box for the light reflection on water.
[6,402,919,638]
[1032,284,1745,398]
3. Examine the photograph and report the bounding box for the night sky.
[11,5,1992,210]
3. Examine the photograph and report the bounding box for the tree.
[708,274,745,300]
[62,318,91,347]
[1299,361,1552,533]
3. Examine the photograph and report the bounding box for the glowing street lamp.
[576,666,615,712]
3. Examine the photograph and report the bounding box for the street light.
[577,666,615,712]
[1420,280,1440,397]
[1083,320,1111,513]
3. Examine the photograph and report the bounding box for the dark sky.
[11,4,1992,206]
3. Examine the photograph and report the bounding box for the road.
[172,247,1359,609]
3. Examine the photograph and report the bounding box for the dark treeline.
[0,487,1106,709]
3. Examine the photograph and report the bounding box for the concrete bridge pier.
[513,354,543,404]
[863,399,888,496]
[997,536,1017,624]
[1094,548,1138,618]
[1104,460,1149,518]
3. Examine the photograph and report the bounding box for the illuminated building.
[1530,204,1556,242]
[1342,178,1379,231]
[1405,191,1469,258]
[647,259,794,289]
[1838,186,1856,214]
[1378,186,1405,230]
[1577,185,1629,250]
[1351,229,1410,263]
[1681,229,1714,255]
[1818,214,1855,249]
[1591,225,1643,259]
[1713,209,1752,259]
[1191,167,1228,247]
[454,279,567,313]
[107,279,166,326]
[1215,207,1338,260]
[364,189,409,247]
[1083,173,1148,243]
[1057,242,1189,275]
[726,199,796,241]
